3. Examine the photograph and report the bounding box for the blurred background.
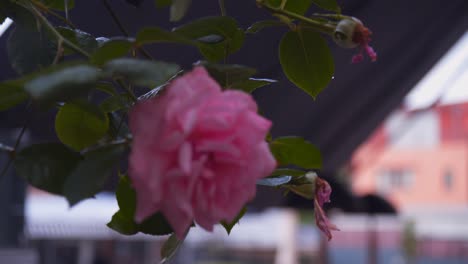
[0,0,468,263]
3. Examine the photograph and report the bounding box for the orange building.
[351,102,468,211]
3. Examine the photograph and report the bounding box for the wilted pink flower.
[351,20,377,63]
[129,67,276,238]
[333,17,377,63]
[314,177,339,240]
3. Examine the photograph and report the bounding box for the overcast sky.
[405,31,468,110]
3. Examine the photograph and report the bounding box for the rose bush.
[129,67,276,237]
[1,0,378,258]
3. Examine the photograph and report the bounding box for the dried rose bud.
[314,177,339,240]
[333,17,377,63]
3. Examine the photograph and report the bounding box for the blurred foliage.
[0,0,371,261]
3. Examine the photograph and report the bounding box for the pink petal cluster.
[128,67,276,238]
[314,177,339,240]
[351,21,377,63]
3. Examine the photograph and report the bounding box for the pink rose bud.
[314,177,339,240]
[128,67,276,238]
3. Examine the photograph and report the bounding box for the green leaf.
[283,172,318,199]
[108,175,175,236]
[266,0,312,15]
[220,207,247,235]
[0,1,36,28]
[246,20,286,34]
[311,0,341,12]
[196,34,224,44]
[199,62,256,87]
[55,101,109,151]
[0,80,28,111]
[198,33,244,62]
[63,142,127,206]
[260,169,317,199]
[90,39,134,66]
[7,25,55,75]
[107,210,138,235]
[24,65,101,105]
[198,62,276,92]
[100,94,133,113]
[161,233,185,263]
[137,19,244,62]
[96,82,117,96]
[96,37,110,47]
[138,213,174,236]
[103,58,180,88]
[57,27,98,55]
[136,27,193,46]
[108,112,130,139]
[107,176,139,235]
[285,184,315,199]
[170,0,192,22]
[14,143,81,195]
[260,168,308,187]
[257,176,293,186]
[270,136,322,169]
[155,0,172,8]
[231,78,276,93]
[174,16,244,61]
[115,175,136,218]
[279,28,334,98]
[41,0,75,11]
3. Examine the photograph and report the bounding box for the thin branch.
[27,3,91,57]
[311,13,346,21]
[13,118,29,151]
[64,0,70,20]
[279,0,287,10]
[218,0,226,16]
[101,0,130,36]
[257,1,336,34]
[0,102,31,181]
[115,79,138,102]
[53,38,64,64]
[32,1,77,29]
[100,0,154,60]
[137,47,155,60]
[115,112,128,140]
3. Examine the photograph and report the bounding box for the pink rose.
[129,67,276,238]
